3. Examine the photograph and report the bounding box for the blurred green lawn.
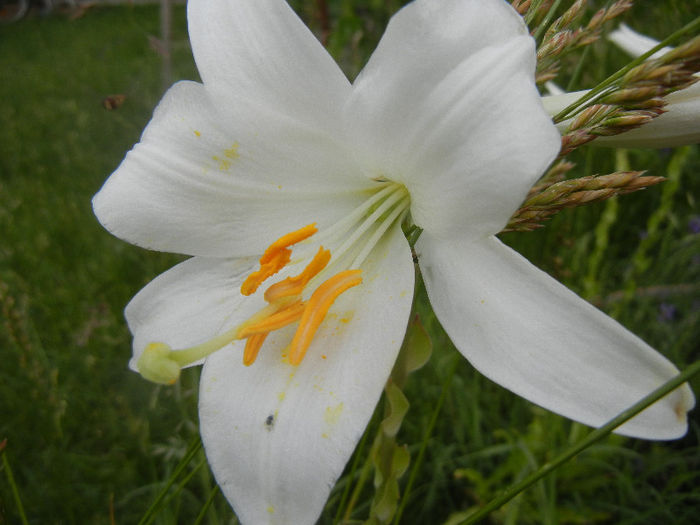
[0,2,699,524]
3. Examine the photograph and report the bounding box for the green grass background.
[0,1,698,524]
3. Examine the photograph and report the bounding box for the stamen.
[260,223,317,264]
[287,269,363,366]
[139,183,410,384]
[240,223,318,296]
[237,300,306,338]
[243,333,268,366]
[314,183,398,243]
[330,187,408,265]
[240,250,291,296]
[264,247,331,303]
[351,195,410,268]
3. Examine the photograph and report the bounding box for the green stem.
[459,360,700,525]
[553,15,700,122]
[1,444,29,525]
[524,0,547,27]
[532,0,565,45]
[566,44,591,91]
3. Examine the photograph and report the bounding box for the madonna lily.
[93,0,694,523]
[542,24,700,148]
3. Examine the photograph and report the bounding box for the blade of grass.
[333,408,375,523]
[138,434,203,525]
[1,440,29,525]
[459,359,700,525]
[193,485,221,525]
[393,354,459,525]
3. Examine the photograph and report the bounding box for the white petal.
[345,0,560,238]
[542,87,700,148]
[125,256,258,370]
[545,81,566,96]
[608,23,672,60]
[417,233,694,440]
[188,0,350,133]
[540,90,587,118]
[93,81,372,257]
[199,222,414,524]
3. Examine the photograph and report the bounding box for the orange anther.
[264,247,331,303]
[243,333,268,366]
[241,250,291,296]
[237,300,306,339]
[287,270,362,366]
[240,224,318,296]
[260,223,317,264]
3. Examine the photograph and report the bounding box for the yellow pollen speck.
[267,506,275,514]
[224,142,240,159]
[321,432,329,439]
[278,392,286,401]
[194,130,201,137]
[321,354,327,360]
[212,155,231,171]
[480,299,486,304]
[324,402,344,426]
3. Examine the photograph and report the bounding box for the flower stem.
[458,359,700,525]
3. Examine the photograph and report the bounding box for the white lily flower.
[542,24,700,148]
[93,1,694,523]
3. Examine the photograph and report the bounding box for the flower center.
[136,182,410,385]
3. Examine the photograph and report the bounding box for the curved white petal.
[608,24,672,60]
[125,256,258,370]
[542,86,700,148]
[345,0,560,239]
[199,222,414,525]
[188,0,350,133]
[541,89,588,118]
[544,81,566,96]
[417,233,694,440]
[93,81,373,257]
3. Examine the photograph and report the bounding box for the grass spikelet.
[504,171,664,232]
